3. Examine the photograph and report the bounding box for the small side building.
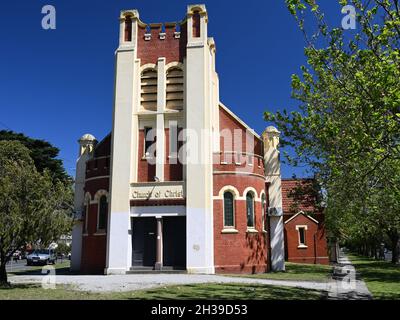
[282,179,329,265]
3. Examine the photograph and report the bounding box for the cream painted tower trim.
[156,58,166,181]
[106,10,139,275]
[185,4,215,274]
[263,126,285,271]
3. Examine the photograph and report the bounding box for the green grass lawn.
[0,283,324,300]
[226,262,332,282]
[348,254,400,300]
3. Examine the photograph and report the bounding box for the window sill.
[297,245,308,249]
[82,233,89,237]
[246,228,259,234]
[94,231,107,236]
[221,228,239,234]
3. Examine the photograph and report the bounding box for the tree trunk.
[0,262,8,286]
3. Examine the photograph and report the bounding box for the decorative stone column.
[155,217,163,270]
[263,126,285,271]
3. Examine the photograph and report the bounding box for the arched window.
[141,69,157,111]
[97,195,108,231]
[124,16,132,42]
[166,68,184,110]
[223,192,234,227]
[84,200,90,233]
[246,192,255,228]
[192,10,201,38]
[261,193,267,232]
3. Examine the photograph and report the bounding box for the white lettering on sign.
[131,185,184,200]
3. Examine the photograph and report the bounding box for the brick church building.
[71,5,328,275]
[282,179,330,265]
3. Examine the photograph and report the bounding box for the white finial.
[78,134,97,156]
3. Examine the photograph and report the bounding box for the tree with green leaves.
[55,242,71,257]
[0,130,71,184]
[0,141,73,285]
[265,0,400,262]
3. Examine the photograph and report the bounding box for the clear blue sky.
[0,0,342,178]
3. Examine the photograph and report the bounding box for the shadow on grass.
[1,283,326,300]
[350,256,399,283]
[0,283,37,290]
[126,283,326,300]
[228,262,332,282]
[282,263,331,274]
[349,254,400,300]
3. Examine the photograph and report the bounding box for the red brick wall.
[213,192,268,273]
[213,106,268,273]
[137,23,187,66]
[284,213,329,265]
[81,136,111,274]
[81,203,107,274]
[213,153,265,176]
[219,106,263,156]
[86,157,110,179]
[93,134,111,158]
[164,128,183,181]
[137,129,156,182]
[84,177,109,197]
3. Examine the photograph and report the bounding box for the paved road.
[6,259,31,273]
[6,259,70,273]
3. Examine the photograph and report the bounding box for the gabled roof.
[219,102,261,140]
[282,179,318,214]
[284,211,319,225]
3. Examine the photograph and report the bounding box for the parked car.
[26,249,56,266]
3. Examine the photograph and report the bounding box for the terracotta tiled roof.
[281,178,318,215]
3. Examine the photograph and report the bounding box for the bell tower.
[185,4,216,274]
[106,9,140,274]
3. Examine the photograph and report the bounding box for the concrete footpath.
[327,250,372,300]
[9,273,330,293]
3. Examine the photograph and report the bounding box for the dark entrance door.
[131,218,157,267]
[163,216,186,269]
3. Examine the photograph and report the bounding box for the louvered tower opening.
[166,68,184,111]
[141,69,157,111]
